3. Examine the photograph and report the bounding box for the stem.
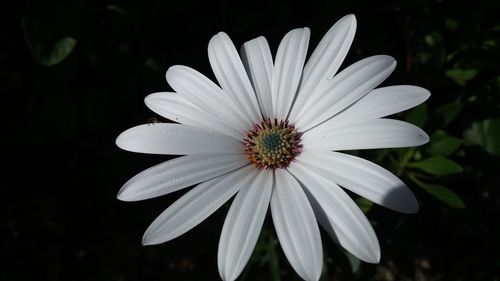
[268,235,281,281]
[397,148,415,176]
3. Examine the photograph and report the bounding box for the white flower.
[116,14,430,281]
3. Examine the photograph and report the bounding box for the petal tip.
[395,192,420,214]
[408,192,420,214]
[212,31,230,43]
[420,130,430,144]
[142,228,164,246]
[362,247,381,264]
[378,54,397,65]
[373,251,382,264]
[115,132,127,150]
[116,185,134,202]
[165,65,180,84]
[115,128,141,153]
[343,13,357,23]
[144,93,157,108]
[422,88,431,100]
[406,202,420,214]
[141,234,154,246]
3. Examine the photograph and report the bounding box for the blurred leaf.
[407,104,428,127]
[249,229,280,281]
[482,39,496,47]
[144,57,161,71]
[0,51,7,64]
[355,197,373,213]
[410,174,465,208]
[414,150,423,161]
[445,18,459,30]
[464,118,500,156]
[344,251,361,273]
[445,68,478,86]
[106,5,127,15]
[22,18,77,66]
[428,130,462,156]
[435,102,462,126]
[424,31,443,47]
[407,156,463,176]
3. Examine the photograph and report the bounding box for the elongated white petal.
[272,27,310,119]
[116,123,243,155]
[117,153,248,201]
[241,36,274,118]
[304,118,429,150]
[145,92,243,139]
[142,165,255,245]
[296,55,396,131]
[311,86,431,133]
[166,65,249,131]
[289,14,356,121]
[218,170,273,281]
[271,169,322,281]
[289,162,380,263]
[297,151,418,213]
[208,32,262,123]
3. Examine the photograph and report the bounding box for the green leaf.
[445,68,478,86]
[435,102,463,126]
[410,174,465,208]
[106,5,127,15]
[482,39,496,47]
[464,118,500,156]
[344,251,361,273]
[424,31,443,47]
[427,131,462,156]
[407,156,463,176]
[355,197,373,213]
[22,18,77,66]
[144,57,161,71]
[445,18,459,31]
[406,104,428,127]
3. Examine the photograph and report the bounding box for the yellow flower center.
[244,118,302,170]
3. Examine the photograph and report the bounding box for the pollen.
[244,118,302,170]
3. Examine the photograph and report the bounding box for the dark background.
[2,0,500,280]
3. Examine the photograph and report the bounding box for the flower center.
[244,118,302,170]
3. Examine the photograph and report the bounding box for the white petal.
[208,32,262,123]
[311,85,431,132]
[240,36,274,118]
[145,92,243,139]
[272,28,310,119]
[218,170,273,281]
[297,151,418,214]
[116,123,243,155]
[304,118,429,150]
[117,153,248,201]
[288,161,380,263]
[289,14,356,121]
[166,65,249,131]
[271,169,322,281]
[296,55,396,131]
[142,165,256,245]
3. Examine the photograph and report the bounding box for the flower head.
[244,118,302,169]
[116,14,430,281]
